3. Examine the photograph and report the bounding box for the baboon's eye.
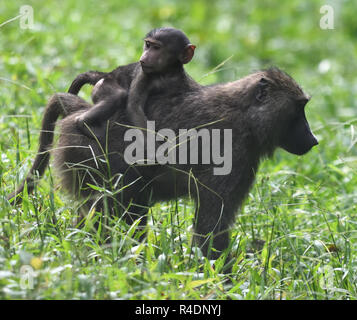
[256,77,269,102]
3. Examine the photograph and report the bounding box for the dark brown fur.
[8,28,199,205]
[7,93,90,204]
[8,67,317,259]
[70,28,196,139]
[51,67,317,258]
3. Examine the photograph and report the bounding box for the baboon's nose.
[312,135,318,146]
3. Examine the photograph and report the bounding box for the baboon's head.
[247,67,318,156]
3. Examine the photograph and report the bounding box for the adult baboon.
[50,67,318,258]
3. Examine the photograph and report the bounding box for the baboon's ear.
[256,78,269,102]
[180,44,196,64]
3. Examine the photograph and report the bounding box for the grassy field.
[1,0,357,300]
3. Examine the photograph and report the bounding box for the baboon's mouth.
[142,66,154,73]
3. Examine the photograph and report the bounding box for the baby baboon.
[69,27,196,139]
[52,67,318,258]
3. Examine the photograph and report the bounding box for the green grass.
[1,0,357,299]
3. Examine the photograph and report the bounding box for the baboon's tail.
[7,93,73,204]
[68,71,107,95]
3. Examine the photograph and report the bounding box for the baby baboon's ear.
[256,77,269,102]
[180,44,196,64]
